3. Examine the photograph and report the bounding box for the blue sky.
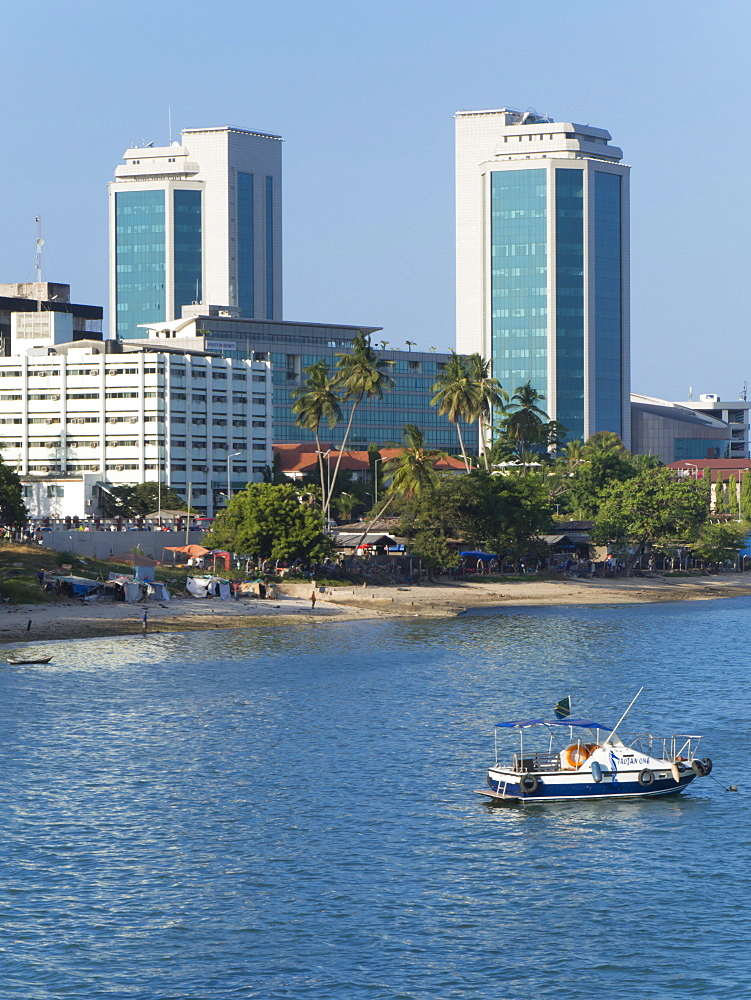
[3,0,750,403]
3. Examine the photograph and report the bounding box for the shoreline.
[2,575,751,648]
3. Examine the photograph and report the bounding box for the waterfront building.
[630,393,732,464]
[0,339,273,518]
[109,126,282,340]
[1,282,102,357]
[455,107,631,447]
[143,307,474,453]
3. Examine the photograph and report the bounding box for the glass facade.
[593,171,622,436]
[185,320,473,453]
[490,170,547,400]
[265,176,274,320]
[115,190,165,338]
[237,172,254,319]
[173,190,202,318]
[674,439,729,461]
[555,168,584,442]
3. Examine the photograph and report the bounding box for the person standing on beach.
[310,591,316,610]
[141,608,148,635]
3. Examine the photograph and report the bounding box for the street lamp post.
[227,452,242,504]
[373,457,384,505]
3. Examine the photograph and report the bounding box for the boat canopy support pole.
[604,687,644,746]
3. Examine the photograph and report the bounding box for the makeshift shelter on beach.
[186,576,231,600]
[50,575,104,598]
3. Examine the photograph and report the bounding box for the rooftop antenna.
[168,106,173,144]
[688,385,693,401]
[741,382,748,402]
[35,216,44,311]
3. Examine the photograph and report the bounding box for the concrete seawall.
[38,531,203,561]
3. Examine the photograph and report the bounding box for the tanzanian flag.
[554,696,571,720]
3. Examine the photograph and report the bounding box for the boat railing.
[511,751,561,773]
[623,733,702,760]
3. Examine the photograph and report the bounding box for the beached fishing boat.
[477,693,712,803]
[6,656,53,665]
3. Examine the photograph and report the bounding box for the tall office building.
[455,108,630,446]
[109,125,282,339]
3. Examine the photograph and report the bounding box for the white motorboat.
[477,694,712,803]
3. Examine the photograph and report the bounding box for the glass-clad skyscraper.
[455,108,630,447]
[109,126,282,339]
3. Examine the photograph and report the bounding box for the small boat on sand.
[477,692,712,803]
[6,656,53,665]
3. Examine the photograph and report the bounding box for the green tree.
[713,471,726,514]
[291,360,342,514]
[382,424,446,501]
[466,353,507,471]
[727,474,739,520]
[692,521,747,569]
[629,453,663,473]
[566,451,636,519]
[100,482,188,518]
[0,456,27,525]
[350,425,448,555]
[499,382,549,465]
[327,332,395,514]
[741,471,751,520]
[205,483,331,562]
[398,470,552,563]
[592,468,708,574]
[582,431,628,459]
[409,531,460,581]
[431,351,476,471]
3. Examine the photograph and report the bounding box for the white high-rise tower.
[109,125,282,339]
[455,108,630,446]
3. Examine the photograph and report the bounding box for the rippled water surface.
[1,598,750,998]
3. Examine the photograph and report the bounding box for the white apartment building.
[455,107,631,447]
[109,125,283,341]
[0,340,273,518]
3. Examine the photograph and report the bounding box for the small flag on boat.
[554,695,571,720]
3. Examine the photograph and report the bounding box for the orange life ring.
[563,743,591,769]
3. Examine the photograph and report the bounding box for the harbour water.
[1,598,750,998]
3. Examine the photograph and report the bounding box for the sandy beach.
[2,574,751,647]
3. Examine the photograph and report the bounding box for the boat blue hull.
[487,772,697,801]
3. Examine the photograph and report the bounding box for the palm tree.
[405,340,416,352]
[383,424,446,500]
[466,353,507,471]
[431,352,476,471]
[291,360,342,513]
[582,430,627,459]
[502,382,549,464]
[327,332,395,518]
[351,425,446,551]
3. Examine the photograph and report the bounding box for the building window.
[47,486,64,497]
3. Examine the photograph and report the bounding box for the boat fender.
[691,759,708,777]
[675,761,687,773]
[520,774,538,794]
[637,768,655,787]
[563,744,591,769]
[591,760,603,783]
[670,763,681,783]
[701,757,713,776]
